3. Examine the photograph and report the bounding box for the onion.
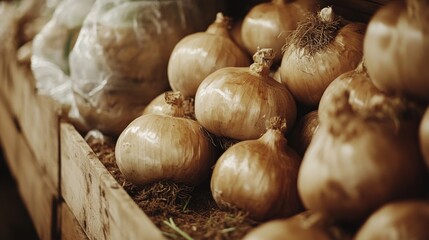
[211,118,302,220]
[195,48,297,140]
[355,200,429,240]
[364,0,429,102]
[142,91,195,119]
[318,61,389,122]
[287,110,319,157]
[241,0,318,63]
[168,12,250,97]
[115,92,216,186]
[298,89,428,223]
[279,7,365,106]
[243,210,351,240]
[421,106,429,168]
[230,19,248,53]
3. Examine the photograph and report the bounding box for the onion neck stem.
[319,7,335,23]
[260,129,288,149]
[164,91,185,117]
[206,12,231,36]
[250,48,275,76]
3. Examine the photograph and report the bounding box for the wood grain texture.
[0,9,60,188]
[60,201,89,240]
[60,122,164,240]
[0,96,57,240]
[6,65,60,188]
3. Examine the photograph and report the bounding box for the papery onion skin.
[195,67,296,140]
[420,107,429,168]
[288,110,319,157]
[280,8,366,106]
[168,13,250,98]
[241,0,318,63]
[355,201,429,240]
[142,91,195,119]
[243,210,351,240]
[115,114,216,186]
[211,128,302,220]
[364,0,429,102]
[318,61,386,122]
[298,91,428,224]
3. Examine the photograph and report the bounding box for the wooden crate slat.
[60,201,89,240]
[0,95,20,179]
[0,95,57,240]
[7,65,60,187]
[60,122,164,240]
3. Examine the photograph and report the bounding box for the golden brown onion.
[318,61,388,122]
[420,106,429,168]
[298,90,428,223]
[241,0,318,63]
[195,48,297,140]
[115,92,216,186]
[168,13,250,97]
[142,91,195,119]
[287,110,319,157]
[280,7,365,106]
[355,200,429,240]
[243,210,351,240]
[364,0,429,102]
[211,118,302,220]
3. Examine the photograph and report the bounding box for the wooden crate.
[60,122,164,240]
[0,6,60,239]
[59,201,89,240]
[0,94,58,240]
[0,15,60,190]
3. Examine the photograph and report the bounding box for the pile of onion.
[241,0,318,63]
[279,7,366,106]
[211,117,302,220]
[243,210,351,240]
[115,92,216,186]
[168,12,250,97]
[298,89,428,223]
[195,48,296,140]
[364,0,429,102]
[355,200,429,240]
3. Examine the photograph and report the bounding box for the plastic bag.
[70,0,225,137]
[31,0,95,131]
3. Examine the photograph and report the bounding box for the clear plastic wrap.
[70,0,225,137]
[30,0,95,131]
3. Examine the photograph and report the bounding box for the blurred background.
[0,149,38,240]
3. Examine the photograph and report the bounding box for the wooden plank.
[0,94,20,178]
[60,201,89,240]
[6,65,61,188]
[0,2,18,101]
[60,122,164,240]
[0,95,57,240]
